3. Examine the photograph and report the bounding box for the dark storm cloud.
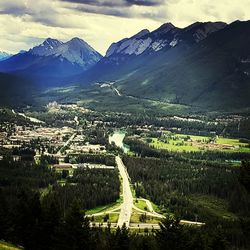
[0,0,166,29]
[60,0,164,7]
[0,4,29,16]
[75,5,131,17]
[126,0,163,6]
[61,0,166,18]
[60,0,123,7]
[0,1,83,28]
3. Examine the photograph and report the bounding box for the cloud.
[126,0,164,6]
[0,0,90,28]
[0,1,28,16]
[73,5,132,18]
[0,0,166,26]
[60,0,165,7]
[60,0,166,18]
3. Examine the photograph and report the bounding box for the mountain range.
[0,20,250,112]
[0,38,102,85]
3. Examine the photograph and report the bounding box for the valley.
[0,100,250,249]
[0,14,250,250]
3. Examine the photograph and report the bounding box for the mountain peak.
[158,22,175,32]
[30,38,63,56]
[66,37,91,49]
[19,50,27,54]
[69,37,84,43]
[66,37,101,55]
[185,21,227,31]
[28,37,102,68]
[43,38,62,47]
[131,29,150,39]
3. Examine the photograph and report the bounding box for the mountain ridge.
[0,20,250,112]
[0,37,102,84]
[74,20,250,111]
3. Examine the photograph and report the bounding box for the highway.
[56,132,76,155]
[116,156,133,228]
[88,154,205,229]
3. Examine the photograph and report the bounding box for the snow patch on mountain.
[151,40,167,51]
[106,37,153,56]
[105,21,227,59]
[106,29,153,57]
[125,38,152,55]
[170,39,178,47]
[136,38,152,55]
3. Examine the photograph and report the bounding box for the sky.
[0,0,250,55]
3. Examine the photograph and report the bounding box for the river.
[12,110,44,124]
[109,131,129,153]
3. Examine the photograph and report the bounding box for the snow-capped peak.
[43,38,63,47]
[31,38,63,56]
[60,38,102,66]
[29,37,102,69]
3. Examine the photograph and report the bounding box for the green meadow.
[148,133,250,153]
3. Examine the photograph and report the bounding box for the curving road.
[116,156,133,228]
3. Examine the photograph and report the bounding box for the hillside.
[76,21,250,112]
[0,73,36,107]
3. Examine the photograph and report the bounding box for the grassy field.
[130,210,161,224]
[90,213,119,223]
[0,241,22,250]
[148,133,250,153]
[151,202,161,214]
[85,197,122,215]
[150,137,200,152]
[217,138,244,145]
[134,199,148,211]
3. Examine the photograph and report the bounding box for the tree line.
[122,156,250,249]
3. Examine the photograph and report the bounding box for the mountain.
[0,51,12,61]
[0,38,102,84]
[29,37,101,68]
[0,21,249,112]
[76,21,250,111]
[104,22,226,60]
[76,21,227,84]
